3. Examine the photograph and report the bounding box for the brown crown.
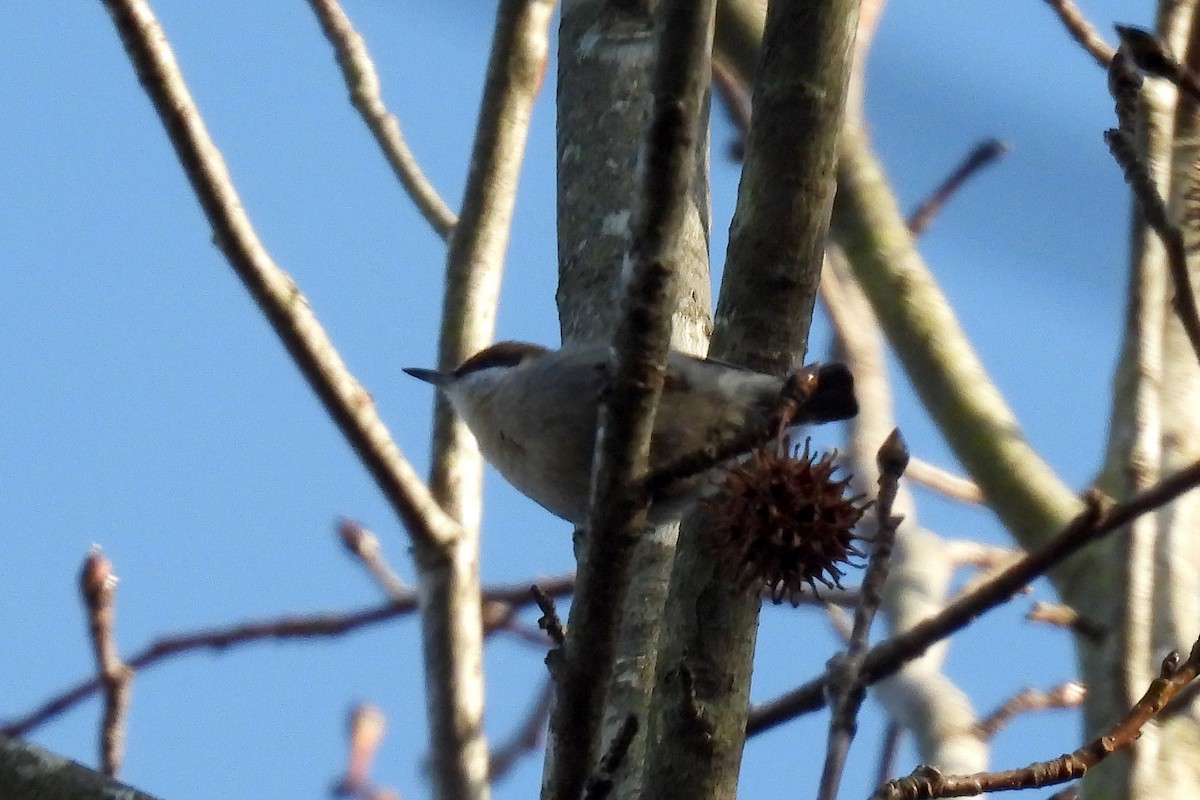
[453,340,549,377]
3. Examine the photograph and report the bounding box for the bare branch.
[0,737,163,800]
[307,0,457,239]
[1042,0,1116,68]
[875,721,903,788]
[831,114,1086,554]
[642,1,862,797]
[906,139,1010,237]
[532,584,566,647]
[79,548,131,777]
[338,518,412,599]
[418,2,557,794]
[974,681,1086,740]
[905,457,983,504]
[488,680,554,781]
[544,1,714,796]
[824,200,985,780]
[873,639,1200,798]
[331,703,389,797]
[748,457,1200,733]
[1106,123,1200,367]
[86,9,483,785]
[1026,601,1106,642]
[2,574,574,738]
[96,0,460,552]
[431,0,555,529]
[817,430,909,800]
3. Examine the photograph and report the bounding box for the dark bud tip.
[80,545,115,602]
[876,428,910,476]
[337,517,371,555]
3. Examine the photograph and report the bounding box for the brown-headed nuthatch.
[405,341,857,525]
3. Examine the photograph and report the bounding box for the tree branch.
[748,457,1200,732]
[2,575,573,739]
[79,548,131,777]
[817,431,909,800]
[1041,0,1116,68]
[96,0,460,552]
[307,0,457,239]
[873,637,1200,798]
[420,1,555,796]
[641,2,861,799]
[543,1,715,797]
[0,736,162,800]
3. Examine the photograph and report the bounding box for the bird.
[405,340,857,525]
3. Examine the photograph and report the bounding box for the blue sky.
[0,1,1149,798]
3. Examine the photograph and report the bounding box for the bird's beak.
[403,367,451,388]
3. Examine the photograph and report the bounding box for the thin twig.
[488,678,554,781]
[1042,0,1115,68]
[2,574,574,738]
[96,0,460,550]
[817,430,909,800]
[873,638,1200,798]
[79,548,131,777]
[421,3,555,793]
[431,0,556,526]
[875,721,903,788]
[711,54,752,160]
[1106,126,1200,367]
[747,456,1200,734]
[943,540,1021,572]
[824,207,985,778]
[904,457,982,503]
[414,4,556,788]
[1026,601,1106,642]
[306,0,457,239]
[973,681,1086,740]
[332,703,387,797]
[338,518,411,599]
[544,0,714,796]
[1105,36,1200,368]
[906,139,1010,236]
[532,584,566,646]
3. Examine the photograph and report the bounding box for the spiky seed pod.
[707,438,870,605]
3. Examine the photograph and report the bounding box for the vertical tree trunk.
[639,3,859,799]
[1091,6,1200,799]
[551,2,711,796]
